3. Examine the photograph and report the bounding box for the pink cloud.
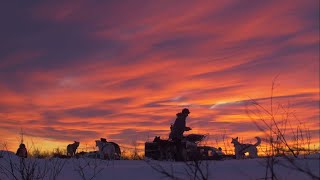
[0,0,318,151]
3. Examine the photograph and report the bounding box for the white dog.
[231,137,261,159]
[95,140,116,160]
[67,141,80,157]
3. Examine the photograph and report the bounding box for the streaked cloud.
[0,1,318,151]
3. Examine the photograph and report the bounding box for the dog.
[231,137,261,159]
[108,142,121,159]
[153,136,175,160]
[16,143,28,158]
[67,141,80,157]
[95,140,116,160]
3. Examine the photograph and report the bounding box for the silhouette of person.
[169,108,192,161]
[16,143,27,158]
[169,108,192,141]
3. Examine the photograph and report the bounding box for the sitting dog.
[16,143,28,158]
[231,137,261,159]
[153,136,175,160]
[67,141,80,157]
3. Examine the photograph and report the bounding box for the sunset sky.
[0,1,319,153]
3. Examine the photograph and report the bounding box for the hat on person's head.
[182,108,190,114]
[19,144,25,148]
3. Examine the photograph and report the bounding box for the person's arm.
[185,127,191,131]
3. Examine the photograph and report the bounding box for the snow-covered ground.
[0,152,319,180]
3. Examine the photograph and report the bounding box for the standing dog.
[231,137,261,159]
[108,142,121,159]
[95,140,116,160]
[67,141,80,157]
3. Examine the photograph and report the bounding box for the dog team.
[65,136,262,160]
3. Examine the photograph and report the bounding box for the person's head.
[19,143,25,149]
[181,108,190,116]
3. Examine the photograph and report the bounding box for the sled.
[145,134,224,161]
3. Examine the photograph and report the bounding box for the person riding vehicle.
[169,108,192,160]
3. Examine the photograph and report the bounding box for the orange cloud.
[0,1,318,152]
